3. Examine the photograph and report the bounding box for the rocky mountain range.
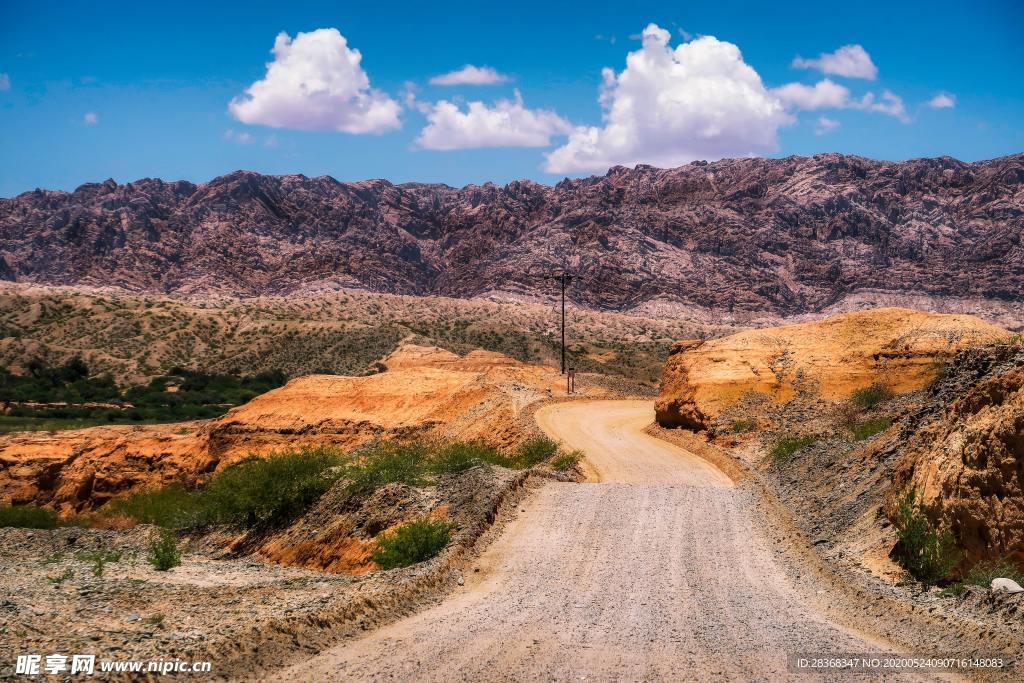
[1,153,1022,324]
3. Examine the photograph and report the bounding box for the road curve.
[534,400,731,486]
[273,400,914,682]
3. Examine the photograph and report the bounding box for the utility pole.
[547,273,574,374]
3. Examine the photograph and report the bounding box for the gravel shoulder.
[274,400,946,682]
[0,466,540,680]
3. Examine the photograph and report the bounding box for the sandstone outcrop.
[887,347,1024,569]
[1,154,1022,324]
[655,308,1009,430]
[0,344,577,513]
[0,424,211,514]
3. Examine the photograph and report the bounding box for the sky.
[1,0,1022,197]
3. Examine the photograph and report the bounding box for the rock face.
[887,345,1024,569]
[655,308,1009,430]
[1,154,1023,323]
[0,424,212,514]
[0,344,584,513]
[208,343,569,458]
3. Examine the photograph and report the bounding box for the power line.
[545,272,575,374]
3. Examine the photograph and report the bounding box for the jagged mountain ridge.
[1,153,1022,320]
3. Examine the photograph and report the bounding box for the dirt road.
[273,400,919,681]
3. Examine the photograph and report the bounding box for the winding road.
[276,400,912,681]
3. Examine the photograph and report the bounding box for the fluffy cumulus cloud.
[544,24,791,173]
[0,73,9,91]
[229,28,400,134]
[83,112,98,125]
[772,80,909,122]
[928,92,956,109]
[792,44,878,80]
[861,90,908,122]
[417,90,572,149]
[772,79,850,110]
[429,65,509,86]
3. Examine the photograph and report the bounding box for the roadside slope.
[272,401,920,681]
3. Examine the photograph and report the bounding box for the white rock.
[990,578,1024,594]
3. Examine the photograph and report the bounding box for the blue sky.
[1,0,1022,197]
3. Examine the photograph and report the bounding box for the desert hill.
[0,344,599,513]
[1,154,1022,325]
[655,308,1010,430]
[0,283,716,385]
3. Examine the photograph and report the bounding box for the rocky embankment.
[0,464,558,678]
[655,307,1024,575]
[654,309,1024,664]
[0,343,602,514]
[0,344,596,676]
[887,344,1024,569]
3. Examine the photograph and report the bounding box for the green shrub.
[47,568,73,585]
[42,552,65,565]
[77,550,121,577]
[147,529,181,571]
[550,450,583,471]
[105,485,199,529]
[893,490,959,587]
[730,419,757,434]
[371,517,454,570]
[938,583,965,597]
[343,442,428,497]
[513,436,559,467]
[0,504,59,529]
[849,416,893,441]
[429,441,500,475]
[769,434,818,462]
[965,559,1024,588]
[850,383,892,410]
[201,446,346,526]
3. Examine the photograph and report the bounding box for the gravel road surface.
[272,400,935,682]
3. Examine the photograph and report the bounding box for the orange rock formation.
[0,345,574,513]
[655,308,1009,430]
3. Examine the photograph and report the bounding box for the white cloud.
[229,28,400,134]
[429,65,509,86]
[772,79,850,110]
[417,90,571,150]
[792,44,878,80]
[928,92,956,109]
[224,128,254,144]
[545,24,791,174]
[814,116,840,135]
[773,79,909,123]
[0,73,9,91]
[83,112,98,125]
[860,89,908,122]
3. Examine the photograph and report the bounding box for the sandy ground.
[271,400,940,682]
